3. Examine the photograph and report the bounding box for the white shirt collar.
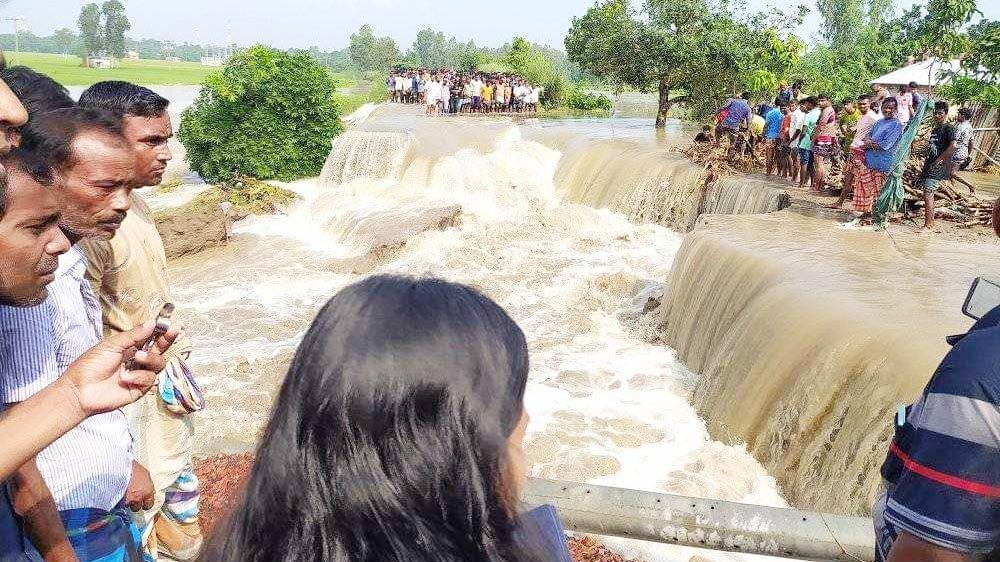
[54,245,87,283]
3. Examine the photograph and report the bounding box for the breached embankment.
[643,211,1000,516]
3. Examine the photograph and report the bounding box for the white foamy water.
[162,106,790,562]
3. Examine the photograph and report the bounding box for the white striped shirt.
[0,246,133,511]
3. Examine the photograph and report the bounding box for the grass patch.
[154,177,184,194]
[7,52,218,86]
[222,177,299,216]
[538,106,612,118]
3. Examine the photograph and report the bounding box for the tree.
[349,25,377,72]
[178,45,343,182]
[409,28,449,68]
[77,3,103,59]
[102,0,130,58]
[52,28,77,55]
[372,36,400,72]
[816,0,865,47]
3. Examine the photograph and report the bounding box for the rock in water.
[154,188,233,259]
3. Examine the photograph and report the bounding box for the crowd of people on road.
[0,48,996,562]
[387,69,544,116]
[708,79,975,231]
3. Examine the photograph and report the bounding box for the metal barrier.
[524,478,875,562]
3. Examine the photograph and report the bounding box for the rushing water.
[652,211,1000,516]
[159,104,791,562]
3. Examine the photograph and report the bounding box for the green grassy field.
[6,52,218,86]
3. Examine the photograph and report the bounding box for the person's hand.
[58,321,181,418]
[125,461,155,512]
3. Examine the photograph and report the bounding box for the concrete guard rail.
[524,478,876,562]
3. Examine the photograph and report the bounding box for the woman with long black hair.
[204,274,571,562]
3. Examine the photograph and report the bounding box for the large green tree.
[567,0,802,127]
[349,25,399,74]
[349,25,377,71]
[410,28,449,68]
[77,3,103,58]
[102,0,130,58]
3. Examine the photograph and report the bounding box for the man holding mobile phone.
[873,199,1000,561]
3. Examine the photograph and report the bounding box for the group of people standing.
[712,79,975,230]
[0,64,202,562]
[387,70,544,116]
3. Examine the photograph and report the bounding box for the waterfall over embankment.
[647,211,1000,516]
[703,176,791,216]
[319,106,792,233]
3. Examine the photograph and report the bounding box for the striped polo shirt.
[875,305,1000,559]
[0,246,133,512]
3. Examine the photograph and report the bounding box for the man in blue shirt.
[763,102,787,177]
[715,92,753,155]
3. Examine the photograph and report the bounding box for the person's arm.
[124,461,155,513]
[9,461,77,562]
[886,531,975,562]
[0,322,179,481]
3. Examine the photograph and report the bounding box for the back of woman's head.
[211,274,540,562]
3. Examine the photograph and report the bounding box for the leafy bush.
[565,88,613,111]
[178,45,343,183]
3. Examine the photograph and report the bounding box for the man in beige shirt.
[78,82,202,562]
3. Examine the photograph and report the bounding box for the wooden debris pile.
[900,125,995,228]
[678,124,996,230]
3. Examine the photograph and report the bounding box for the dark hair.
[78,81,169,118]
[857,94,872,102]
[702,124,712,130]
[1,66,75,117]
[958,107,973,119]
[20,106,124,170]
[802,96,817,106]
[741,91,751,100]
[792,80,804,89]
[881,97,898,110]
[909,81,918,88]
[934,101,949,112]
[817,93,830,101]
[0,148,56,217]
[208,274,548,562]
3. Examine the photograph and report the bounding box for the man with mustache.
[78,82,204,561]
[0,106,150,562]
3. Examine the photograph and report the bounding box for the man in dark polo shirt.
[874,237,1000,560]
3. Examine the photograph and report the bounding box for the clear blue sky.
[3,0,998,52]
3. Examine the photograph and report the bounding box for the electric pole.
[5,16,23,54]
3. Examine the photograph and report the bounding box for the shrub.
[178,45,343,183]
[565,88,613,111]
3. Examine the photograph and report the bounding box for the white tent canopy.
[870,58,961,87]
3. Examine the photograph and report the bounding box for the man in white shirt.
[425,76,441,117]
[470,76,483,112]
[787,100,806,183]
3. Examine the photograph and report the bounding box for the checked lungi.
[61,503,146,562]
[852,165,886,214]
